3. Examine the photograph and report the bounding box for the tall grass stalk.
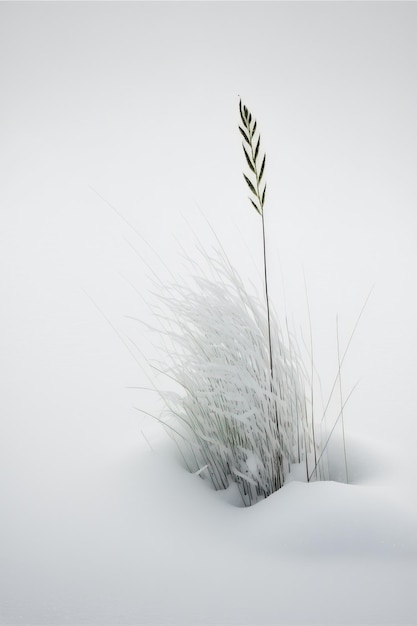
[239,99,287,488]
[239,100,272,379]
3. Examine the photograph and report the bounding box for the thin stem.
[336,316,349,483]
[249,121,280,486]
[303,273,318,480]
[308,381,358,482]
[320,285,374,425]
[261,211,274,378]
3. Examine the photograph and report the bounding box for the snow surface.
[2,3,417,625]
[3,429,417,625]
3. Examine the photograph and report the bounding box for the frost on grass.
[151,246,314,506]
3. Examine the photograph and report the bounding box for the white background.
[1,3,417,624]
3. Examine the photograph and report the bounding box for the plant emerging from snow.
[147,100,325,506]
[149,99,320,505]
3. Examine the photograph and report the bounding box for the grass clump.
[154,246,312,506]
[145,99,360,505]
[145,99,318,506]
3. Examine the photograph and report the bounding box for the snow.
[2,2,417,625]
[3,432,416,625]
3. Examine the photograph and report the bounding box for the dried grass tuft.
[152,246,312,506]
